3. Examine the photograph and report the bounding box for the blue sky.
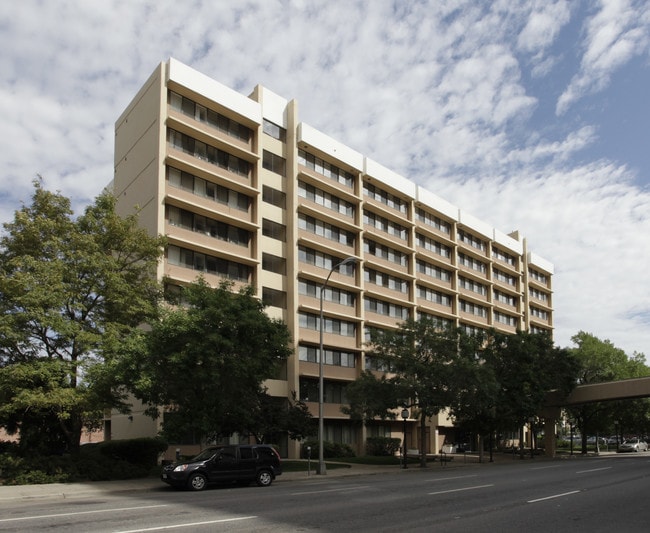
[1,0,649,356]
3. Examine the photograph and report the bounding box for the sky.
[1,0,649,357]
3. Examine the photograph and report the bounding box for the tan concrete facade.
[112,58,554,459]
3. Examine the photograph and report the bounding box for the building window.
[166,205,251,246]
[262,219,286,242]
[529,268,548,285]
[363,183,407,213]
[168,90,252,143]
[364,268,409,293]
[458,229,486,252]
[262,253,286,275]
[262,186,286,208]
[299,312,356,337]
[262,150,286,176]
[298,180,355,217]
[363,210,408,240]
[493,268,517,286]
[493,247,516,266]
[415,208,451,234]
[298,214,355,246]
[299,378,348,404]
[494,290,516,306]
[298,278,356,306]
[298,149,355,188]
[167,129,251,177]
[299,345,356,368]
[298,246,356,276]
[167,245,251,282]
[458,253,487,274]
[416,260,452,282]
[530,306,548,320]
[416,234,451,258]
[262,287,287,308]
[416,285,452,307]
[529,287,548,302]
[364,297,409,319]
[263,119,286,142]
[416,311,453,330]
[167,167,250,211]
[459,276,487,296]
[363,239,408,267]
[459,300,487,318]
[495,311,518,327]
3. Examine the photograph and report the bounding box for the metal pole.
[318,256,356,475]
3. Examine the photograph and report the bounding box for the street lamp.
[401,407,409,469]
[318,256,357,475]
[614,420,619,451]
[569,419,574,456]
[529,417,535,459]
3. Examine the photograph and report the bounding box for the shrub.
[301,440,356,459]
[366,437,401,456]
[95,437,168,469]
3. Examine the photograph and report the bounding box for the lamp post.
[614,420,619,451]
[401,407,409,469]
[570,420,574,456]
[318,256,357,475]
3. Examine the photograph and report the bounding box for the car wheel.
[188,473,207,491]
[256,470,273,487]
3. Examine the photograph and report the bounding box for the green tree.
[367,319,477,467]
[0,180,164,453]
[119,279,293,444]
[567,331,650,452]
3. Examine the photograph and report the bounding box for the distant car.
[607,436,619,445]
[161,444,282,490]
[586,436,607,445]
[618,438,648,453]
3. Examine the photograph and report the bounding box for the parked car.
[618,438,648,453]
[607,436,619,445]
[161,444,282,490]
[586,436,607,445]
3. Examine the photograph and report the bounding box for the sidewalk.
[0,451,613,503]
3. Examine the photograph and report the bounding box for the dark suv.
[161,444,282,491]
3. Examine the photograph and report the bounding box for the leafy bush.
[95,437,168,469]
[366,437,401,456]
[0,437,167,485]
[301,440,356,458]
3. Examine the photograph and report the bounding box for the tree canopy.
[0,180,165,453]
[567,331,650,452]
[118,279,294,444]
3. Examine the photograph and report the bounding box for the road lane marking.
[291,485,370,496]
[428,484,493,495]
[576,467,612,474]
[114,516,257,532]
[430,475,478,482]
[527,490,580,503]
[0,504,169,523]
[530,464,563,470]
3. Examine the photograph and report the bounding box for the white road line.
[430,475,478,482]
[576,466,612,474]
[114,516,257,533]
[527,490,580,503]
[0,504,169,523]
[428,484,493,495]
[291,485,370,496]
[530,464,563,470]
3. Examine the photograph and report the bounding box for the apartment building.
[111,58,553,459]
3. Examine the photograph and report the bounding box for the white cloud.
[1,0,649,356]
[556,0,650,115]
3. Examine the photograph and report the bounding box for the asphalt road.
[1,454,649,532]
